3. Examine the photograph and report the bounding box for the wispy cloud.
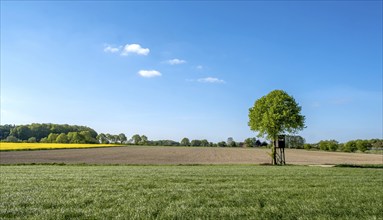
[196,65,203,70]
[331,98,352,105]
[121,44,150,56]
[311,102,321,108]
[197,77,225,84]
[138,70,161,78]
[104,45,120,53]
[167,59,186,65]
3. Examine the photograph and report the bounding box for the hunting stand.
[273,135,286,165]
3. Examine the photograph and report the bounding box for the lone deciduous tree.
[248,90,305,165]
[181,138,190,146]
[132,134,142,145]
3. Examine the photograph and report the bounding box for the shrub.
[5,136,19,142]
[356,140,371,152]
[344,141,357,152]
[56,133,69,143]
[28,137,37,143]
[318,140,338,151]
[328,141,339,151]
[319,141,328,151]
[40,137,48,143]
[304,143,312,150]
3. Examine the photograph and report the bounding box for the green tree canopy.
[47,133,59,143]
[131,134,141,145]
[118,133,127,144]
[56,133,69,143]
[181,138,190,146]
[248,90,305,141]
[97,133,109,144]
[140,135,148,145]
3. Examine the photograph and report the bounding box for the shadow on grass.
[334,164,383,169]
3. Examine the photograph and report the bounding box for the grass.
[0,143,121,151]
[1,165,382,219]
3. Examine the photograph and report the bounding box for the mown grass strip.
[1,165,382,219]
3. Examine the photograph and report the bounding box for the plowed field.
[0,146,381,165]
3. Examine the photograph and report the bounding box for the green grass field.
[1,165,382,219]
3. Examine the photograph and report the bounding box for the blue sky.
[1,1,382,143]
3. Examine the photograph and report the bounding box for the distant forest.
[0,124,99,144]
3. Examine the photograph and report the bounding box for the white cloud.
[167,59,186,65]
[311,102,321,108]
[196,65,203,70]
[138,70,161,78]
[197,77,225,84]
[104,45,120,53]
[121,44,150,56]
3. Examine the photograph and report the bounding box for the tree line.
[1,124,381,152]
[304,139,382,153]
[0,124,268,147]
[266,135,382,153]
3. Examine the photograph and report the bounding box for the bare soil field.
[0,146,382,165]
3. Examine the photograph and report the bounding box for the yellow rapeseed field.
[0,143,121,151]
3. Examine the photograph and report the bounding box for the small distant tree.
[285,135,305,149]
[201,139,209,147]
[47,133,59,143]
[131,134,141,145]
[28,137,37,143]
[118,133,127,144]
[40,137,48,143]
[370,139,383,149]
[356,140,371,152]
[56,133,69,143]
[249,90,305,165]
[328,140,339,151]
[0,124,14,140]
[10,126,31,141]
[106,134,115,143]
[140,135,148,145]
[181,138,190,146]
[319,140,329,151]
[68,132,85,144]
[80,131,98,144]
[190,140,202,146]
[217,141,226,147]
[97,133,109,144]
[344,140,357,152]
[244,137,256,147]
[304,143,312,150]
[227,137,234,146]
[318,140,338,151]
[229,141,237,147]
[5,135,20,142]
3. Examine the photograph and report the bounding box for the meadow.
[1,165,382,219]
[0,143,120,151]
